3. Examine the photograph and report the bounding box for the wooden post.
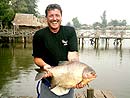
[87,88,94,98]
[82,38,84,48]
[78,38,80,46]
[119,38,122,49]
[105,38,109,49]
[94,38,99,49]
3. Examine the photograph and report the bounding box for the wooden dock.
[94,90,116,98]
[0,89,116,98]
[0,31,33,43]
[74,89,116,98]
[1,31,130,49]
[78,32,130,49]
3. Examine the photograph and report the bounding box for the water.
[0,43,37,97]
[0,39,130,98]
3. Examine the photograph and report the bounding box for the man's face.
[46,9,62,32]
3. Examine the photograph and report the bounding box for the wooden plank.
[101,90,116,98]
[0,90,116,98]
[74,89,116,98]
[94,89,105,98]
[6,97,36,98]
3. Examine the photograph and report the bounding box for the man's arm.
[68,51,79,61]
[33,57,47,67]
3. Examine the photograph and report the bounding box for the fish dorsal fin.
[50,86,70,96]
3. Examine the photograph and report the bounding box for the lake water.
[0,39,130,98]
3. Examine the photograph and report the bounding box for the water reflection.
[0,43,34,96]
[79,39,130,98]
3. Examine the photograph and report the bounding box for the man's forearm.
[33,57,47,67]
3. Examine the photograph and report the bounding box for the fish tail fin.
[35,71,46,81]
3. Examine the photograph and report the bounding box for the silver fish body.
[35,61,96,95]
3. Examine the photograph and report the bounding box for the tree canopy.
[0,0,38,29]
[72,17,81,29]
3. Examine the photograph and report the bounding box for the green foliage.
[101,10,107,28]
[11,0,28,13]
[0,0,15,28]
[108,19,127,26]
[66,22,72,26]
[24,0,39,16]
[0,0,38,29]
[93,22,102,30]
[72,17,81,29]
[11,0,38,15]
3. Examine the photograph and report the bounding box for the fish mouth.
[81,76,96,86]
[88,74,97,81]
[81,72,97,85]
[91,73,97,79]
[83,71,97,79]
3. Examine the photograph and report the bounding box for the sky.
[37,0,130,25]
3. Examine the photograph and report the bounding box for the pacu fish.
[35,61,96,95]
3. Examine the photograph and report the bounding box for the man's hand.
[74,82,86,89]
[43,64,53,78]
[44,64,52,70]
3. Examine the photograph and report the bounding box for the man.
[32,4,85,98]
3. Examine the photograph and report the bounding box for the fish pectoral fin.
[35,72,46,81]
[50,86,70,96]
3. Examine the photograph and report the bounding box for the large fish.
[35,61,96,95]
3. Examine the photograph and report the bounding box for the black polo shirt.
[32,26,78,66]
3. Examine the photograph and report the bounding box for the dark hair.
[45,4,62,17]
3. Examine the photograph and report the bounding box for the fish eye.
[90,71,96,75]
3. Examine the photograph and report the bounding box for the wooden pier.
[0,31,34,43]
[1,30,130,49]
[94,89,116,98]
[0,89,116,98]
[75,89,116,98]
[78,32,130,48]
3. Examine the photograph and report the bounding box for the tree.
[72,17,81,29]
[11,0,28,13]
[23,0,39,16]
[0,0,15,29]
[66,22,72,26]
[93,22,102,30]
[101,11,107,33]
[108,19,127,26]
[101,11,107,28]
[0,0,38,29]
[120,20,127,26]
[10,0,38,15]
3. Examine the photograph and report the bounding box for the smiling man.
[32,4,83,98]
